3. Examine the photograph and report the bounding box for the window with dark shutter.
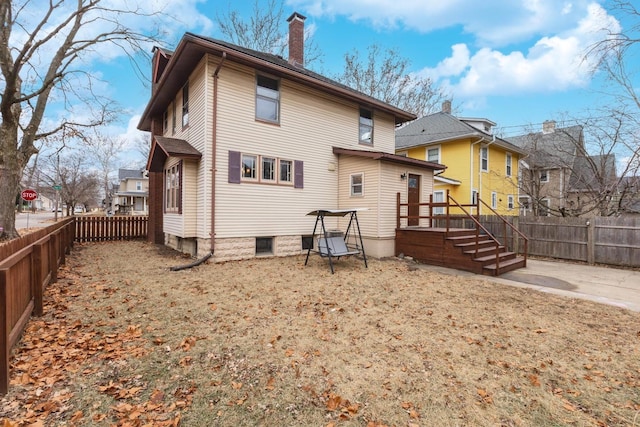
[228,151,241,183]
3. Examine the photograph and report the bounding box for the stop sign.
[21,189,38,201]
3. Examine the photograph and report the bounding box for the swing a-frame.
[304,209,368,274]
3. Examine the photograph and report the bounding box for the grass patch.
[2,241,639,426]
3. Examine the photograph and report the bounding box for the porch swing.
[304,209,368,274]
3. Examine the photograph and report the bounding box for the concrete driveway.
[416,258,640,312]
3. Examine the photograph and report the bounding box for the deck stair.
[395,191,528,276]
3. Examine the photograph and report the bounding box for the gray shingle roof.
[507,125,584,169]
[118,169,145,180]
[395,112,525,154]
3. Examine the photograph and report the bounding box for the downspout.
[170,53,227,271]
[469,137,483,214]
[211,52,227,255]
[478,134,496,214]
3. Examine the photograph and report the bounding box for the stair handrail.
[477,198,528,264]
[447,193,503,272]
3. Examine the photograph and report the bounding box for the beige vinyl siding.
[212,61,402,239]
[182,160,199,236]
[336,156,381,237]
[167,58,210,240]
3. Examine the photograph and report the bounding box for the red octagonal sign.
[21,189,38,201]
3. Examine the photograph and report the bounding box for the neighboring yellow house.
[396,107,526,216]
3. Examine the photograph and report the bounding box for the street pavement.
[416,258,640,312]
[15,211,64,230]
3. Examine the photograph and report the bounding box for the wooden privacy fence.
[436,215,640,268]
[1,215,148,395]
[75,215,148,242]
[0,218,75,395]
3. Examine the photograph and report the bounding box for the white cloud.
[288,0,601,46]
[419,3,620,99]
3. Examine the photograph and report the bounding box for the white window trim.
[471,189,478,205]
[491,191,498,209]
[350,173,364,197]
[506,153,512,177]
[426,145,441,164]
[241,154,258,181]
[507,195,514,210]
[480,146,489,172]
[540,169,549,183]
[256,74,280,123]
[278,159,293,185]
[261,156,277,182]
[539,198,551,216]
[433,190,445,215]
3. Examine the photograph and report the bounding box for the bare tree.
[513,113,640,217]
[587,0,640,111]
[216,0,322,67]
[0,0,159,239]
[40,150,100,215]
[335,44,450,117]
[84,131,127,207]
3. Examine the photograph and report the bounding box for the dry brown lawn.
[1,240,639,427]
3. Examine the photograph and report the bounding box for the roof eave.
[139,34,416,130]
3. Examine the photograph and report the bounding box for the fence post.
[512,216,519,254]
[587,219,595,265]
[32,242,44,316]
[1,270,8,395]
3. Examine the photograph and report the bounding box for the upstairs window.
[480,146,488,172]
[359,108,373,144]
[256,75,280,123]
[540,169,549,182]
[182,82,189,127]
[136,181,142,191]
[163,110,168,133]
[427,146,440,163]
[172,102,176,134]
[506,153,512,176]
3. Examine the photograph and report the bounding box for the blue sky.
[87,0,631,165]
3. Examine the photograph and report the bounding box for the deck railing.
[396,190,528,270]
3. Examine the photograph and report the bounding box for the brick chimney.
[441,100,452,114]
[287,12,306,67]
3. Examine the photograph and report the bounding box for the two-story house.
[137,12,443,261]
[396,103,525,216]
[509,121,618,217]
[111,169,149,215]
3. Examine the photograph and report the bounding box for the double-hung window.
[182,82,189,127]
[506,153,512,176]
[350,173,364,196]
[359,108,373,144]
[491,191,498,209]
[262,157,276,182]
[427,146,440,163]
[480,146,488,172]
[279,159,292,183]
[242,154,257,180]
[165,163,181,212]
[507,195,514,210]
[539,169,549,182]
[172,102,176,134]
[256,75,280,123]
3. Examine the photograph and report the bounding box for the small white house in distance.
[112,169,149,215]
[138,12,444,261]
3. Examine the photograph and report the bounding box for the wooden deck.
[395,227,526,276]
